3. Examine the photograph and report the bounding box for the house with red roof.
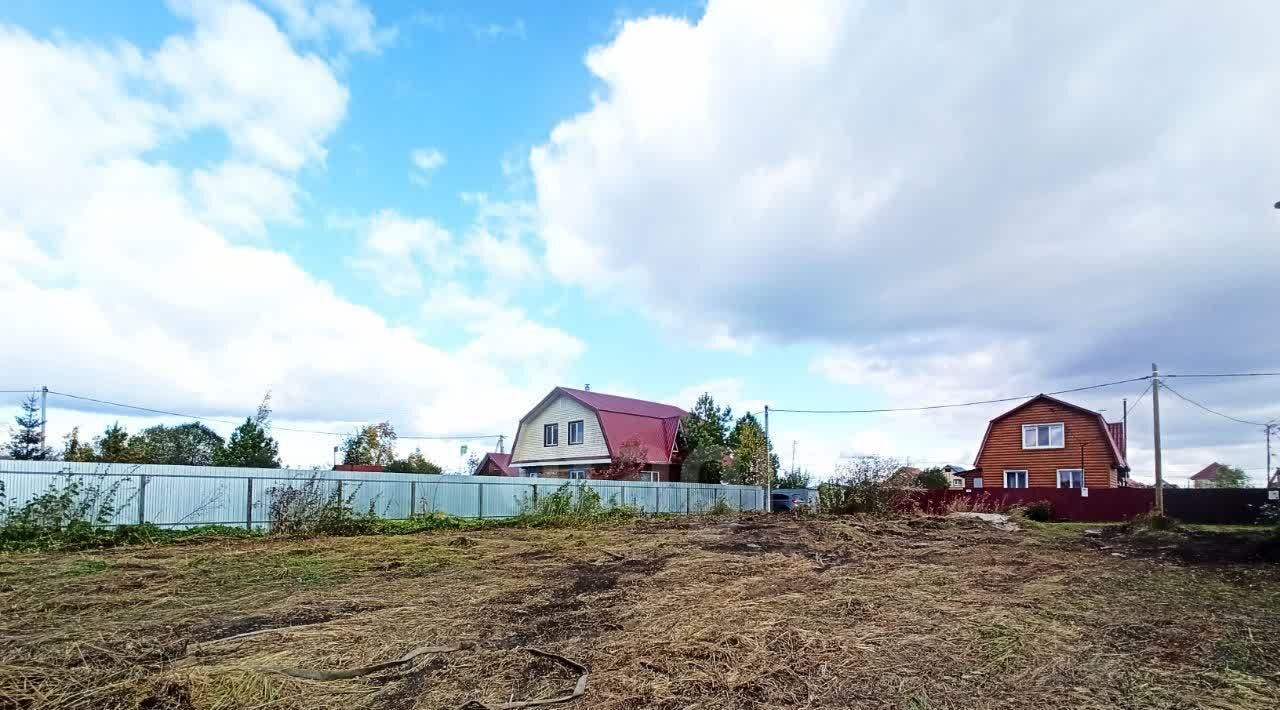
[474,452,516,477]
[507,387,687,481]
[966,394,1129,489]
[1189,462,1226,489]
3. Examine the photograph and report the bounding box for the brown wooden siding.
[975,400,1118,488]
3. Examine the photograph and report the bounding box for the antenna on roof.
[584,384,590,391]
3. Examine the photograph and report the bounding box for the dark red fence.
[1165,489,1276,525]
[910,488,1154,522]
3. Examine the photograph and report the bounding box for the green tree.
[6,394,51,460]
[1209,464,1249,488]
[725,413,778,486]
[94,422,139,463]
[213,395,280,468]
[678,393,733,483]
[385,448,443,474]
[130,422,225,466]
[61,427,97,462]
[775,468,812,489]
[341,421,398,466]
[914,467,952,489]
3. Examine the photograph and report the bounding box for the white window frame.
[1056,468,1084,489]
[1004,469,1029,488]
[524,468,540,479]
[543,423,558,447]
[567,420,584,446]
[1022,422,1065,450]
[640,470,657,482]
[568,468,587,480]
[972,477,984,489]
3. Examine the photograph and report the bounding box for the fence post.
[337,479,344,503]
[245,478,253,530]
[477,482,485,519]
[686,487,691,515]
[739,488,744,511]
[137,474,147,525]
[531,483,538,506]
[409,481,417,518]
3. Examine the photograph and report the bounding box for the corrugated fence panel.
[0,462,765,529]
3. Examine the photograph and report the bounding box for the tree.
[464,452,482,475]
[914,467,952,489]
[724,413,776,486]
[94,422,139,463]
[1209,464,1249,488]
[775,468,813,489]
[677,393,733,483]
[598,437,649,480]
[130,422,225,466]
[819,455,908,515]
[341,421,398,466]
[62,427,97,462]
[6,394,50,460]
[214,395,281,468]
[385,448,443,475]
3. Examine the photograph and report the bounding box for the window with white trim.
[568,468,587,480]
[1057,468,1084,489]
[524,468,540,478]
[567,420,584,445]
[543,423,558,447]
[1004,470,1029,488]
[1022,423,1064,449]
[640,470,657,482]
[973,477,984,489]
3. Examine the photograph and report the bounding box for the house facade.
[474,452,516,477]
[507,387,686,481]
[968,394,1128,489]
[1189,462,1225,488]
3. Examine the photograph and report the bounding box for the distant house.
[474,452,517,477]
[968,394,1129,489]
[1189,462,1226,489]
[508,387,686,481]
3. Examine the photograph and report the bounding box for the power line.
[1157,382,1271,427]
[1125,382,1153,417]
[0,389,39,394]
[770,375,1151,415]
[45,390,503,440]
[1164,372,1280,379]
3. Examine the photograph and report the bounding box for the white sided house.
[508,387,686,481]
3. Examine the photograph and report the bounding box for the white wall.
[510,394,610,464]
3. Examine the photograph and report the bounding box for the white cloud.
[260,0,396,56]
[0,2,579,467]
[348,209,454,294]
[532,0,1280,480]
[410,147,446,185]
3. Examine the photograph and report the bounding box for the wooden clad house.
[967,394,1129,489]
[507,387,686,481]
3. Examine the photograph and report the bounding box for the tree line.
[676,393,810,488]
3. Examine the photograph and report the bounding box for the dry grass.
[1,515,1278,710]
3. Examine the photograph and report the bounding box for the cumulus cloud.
[260,0,396,56]
[0,1,577,465]
[348,210,455,294]
[532,0,1280,480]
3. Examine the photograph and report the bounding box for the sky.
[1,0,1278,483]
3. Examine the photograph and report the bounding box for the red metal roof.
[1107,422,1126,459]
[1189,462,1223,481]
[333,464,384,472]
[972,394,1129,470]
[515,387,687,465]
[476,452,516,476]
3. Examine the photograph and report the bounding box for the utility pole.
[790,440,797,475]
[40,386,48,451]
[1266,422,1276,488]
[764,405,772,512]
[497,434,505,454]
[1151,363,1164,515]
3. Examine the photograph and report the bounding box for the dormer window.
[1022,423,1064,449]
[543,423,558,447]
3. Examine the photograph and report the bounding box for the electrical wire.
[769,375,1151,415]
[45,390,502,440]
[1125,382,1152,417]
[1156,382,1271,427]
[0,389,39,394]
[1164,372,1280,379]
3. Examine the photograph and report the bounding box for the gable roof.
[516,387,687,465]
[1190,462,1223,481]
[972,394,1129,470]
[476,452,515,476]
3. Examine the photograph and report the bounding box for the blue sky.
[2,1,1278,482]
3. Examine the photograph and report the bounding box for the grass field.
[1,515,1277,710]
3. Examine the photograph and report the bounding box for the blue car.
[770,488,816,512]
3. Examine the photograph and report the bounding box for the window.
[1022,423,1064,449]
[524,468,540,479]
[567,420,584,445]
[543,423,558,447]
[1057,468,1084,489]
[568,468,586,480]
[972,477,984,489]
[1004,470,1029,488]
[640,470,657,482]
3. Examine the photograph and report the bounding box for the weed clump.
[513,483,639,526]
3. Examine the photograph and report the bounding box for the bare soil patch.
[1,516,1278,710]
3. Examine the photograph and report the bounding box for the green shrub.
[705,497,734,516]
[0,475,128,551]
[265,477,381,536]
[1023,500,1053,522]
[514,483,638,526]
